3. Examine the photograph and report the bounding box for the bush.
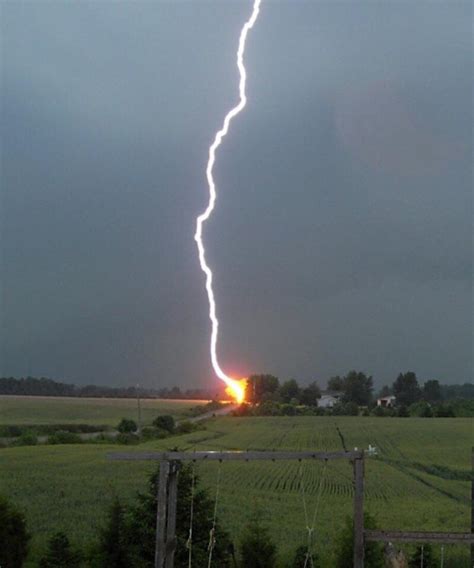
[152,415,175,433]
[115,433,139,445]
[39,532,82,567]
[10,430,38,447]
[0,425,22,437]
[47,431,82,445]
[434,404,455,417]
[117,418,137,434]
[0,495,30,567]
[408,401,433,417]
[397,405,409,417]
[334,513,384,568]
[280,403,297,416]
[255,401,281,416]
[371,405,396,417]
[239,511,277,568]
[333,402,359,416]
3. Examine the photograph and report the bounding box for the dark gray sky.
[1,1,472,389]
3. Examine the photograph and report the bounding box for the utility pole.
[136,383,142,434]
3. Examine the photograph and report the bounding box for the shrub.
[371,405,396,417]
[117,418,137,434]
[434,404,455,417]
[39,532,81,567]
[152,415,175,433]
[47,431,82,445]
[10,430,38,447]
[0,425,22,437]
[115,433,139,445]
[96,499,130,568]
[280,403,297,416]
[255,400,281,416]
[0,495,30,567]
[397,405,409,417]
[408,401,433,417]
[334,513,384,568]
[239,511,277,568]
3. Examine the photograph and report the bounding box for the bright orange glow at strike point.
[225,378,247,404]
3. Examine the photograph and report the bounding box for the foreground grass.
[0,395,205,427]
[0,416,471,566]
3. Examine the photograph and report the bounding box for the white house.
[377,395,396,408]
[318,391,343,408]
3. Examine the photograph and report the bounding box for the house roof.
[321,391,343,398]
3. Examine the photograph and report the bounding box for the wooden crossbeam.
[108,449,363,462]
[365,530,474,544]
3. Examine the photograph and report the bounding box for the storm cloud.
[1,1,471,388]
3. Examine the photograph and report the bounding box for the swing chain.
[299,459,328,568]
[207,461,222,568]
[186,463,196,568]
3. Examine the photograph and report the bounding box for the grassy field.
[0,395,206,427]
[0,416,471,566]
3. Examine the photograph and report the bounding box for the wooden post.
[353,455,364,568]
[155,460,170,568]
[165,461,180,568]
[471,448,473,566]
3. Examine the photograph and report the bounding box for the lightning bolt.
[194,0,262,403]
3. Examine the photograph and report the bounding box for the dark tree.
[299,382,321,406]
[124,463,232,567]
[0,495,30,568]
[279,379,300,403]
[239,512,277,568]
[152,415,175,433]
[327,376,344,391]
[334,513,384,568]
[342,371,373,406]
[39,532,81,568]
[378,385,392,398]
[245,375,280,404]
[393,372,421,406]
[423,380,442,402]
[97,498,130,567]
[117,418,137,433]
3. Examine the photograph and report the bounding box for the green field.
[0,416,471,566]
[0,395,206,427]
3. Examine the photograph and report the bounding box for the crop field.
[0,395,206,427]
[0,416,471,566]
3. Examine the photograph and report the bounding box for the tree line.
[235,372,473,417]
[0,377,222,401]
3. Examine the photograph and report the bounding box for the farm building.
[377,395,396,407]
[318,391,343,408]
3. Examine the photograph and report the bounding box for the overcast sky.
[1,0,471,389]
